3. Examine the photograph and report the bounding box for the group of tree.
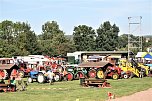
[0,20,151,58]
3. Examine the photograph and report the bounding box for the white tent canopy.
[135,52,147,58]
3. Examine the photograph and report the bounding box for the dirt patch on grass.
[110,88,152,101]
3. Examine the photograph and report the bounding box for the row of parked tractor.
[25,58,151,84]
[78,58,150,80]
[0,57,151,85]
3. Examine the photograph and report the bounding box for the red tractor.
[18,63,33,78]
[78,61,122,80]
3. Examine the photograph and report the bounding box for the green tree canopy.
[73,25,96,51]
[41,21,75,56]
[96,21,119,51]
[0,20,39,57]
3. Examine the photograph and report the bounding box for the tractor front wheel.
[123,73,129,79]
[112,73,119,80]
[27,77,33,83]
[54,74,61,82]
[66,72,73,81]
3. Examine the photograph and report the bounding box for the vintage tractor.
[28,65,63,83]
[51,65,64,82]
[0,64,27,92]
[78,61,122,80]
[18,63,33,78]
[28,66,50,83]
[65,64,85,81]
[96,66,121,80]
[119,58,150,78]
[28,70,53,83]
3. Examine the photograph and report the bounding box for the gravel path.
[110,88,152,101]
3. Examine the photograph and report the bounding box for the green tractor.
[65,64,85,81]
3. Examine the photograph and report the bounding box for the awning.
[0,64,18,70]
[144,54,152,60]
[135,52,147,58]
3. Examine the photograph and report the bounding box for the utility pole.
[128,16,142,60]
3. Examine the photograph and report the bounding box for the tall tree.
[96,21,119,51]
[42,21,62,40]
[0,20,14,44]
[0,20,39,57]
[73,25,96,51]
[41,21,75,56]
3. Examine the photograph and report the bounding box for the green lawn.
[1,77,152,101]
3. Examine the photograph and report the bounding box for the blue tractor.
[27,66,63,83]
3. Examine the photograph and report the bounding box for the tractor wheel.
[88,69,96,78]
[74,73,79,80]
[0,70,4,79]
[74,71,85,79]
[66,72,73,81]
[27,77,33,83]
[141,68,146,76]
[112,73,119,80]
[123,74,129,79]
[54,74,61,82]
[37,73,45,83]
[96,69,104,79]
[0,70,8,80]
[78,71,85,78]
[19,70,25,78]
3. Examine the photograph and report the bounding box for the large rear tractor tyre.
[112,73,119,80]
[88,69,96,78]
[96,69,104,79]
[37,73,45,83]
[66,72,74,81]
[0,70,8,80]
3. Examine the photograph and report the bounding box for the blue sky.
[0,0,151,35]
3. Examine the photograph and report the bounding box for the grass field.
[1,77,152,101]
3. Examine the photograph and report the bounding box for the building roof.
[0,58,13,61]
[86,51,127,53]
[68,51,134,55]
[78,61,113,68]
[0,64,18,70]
